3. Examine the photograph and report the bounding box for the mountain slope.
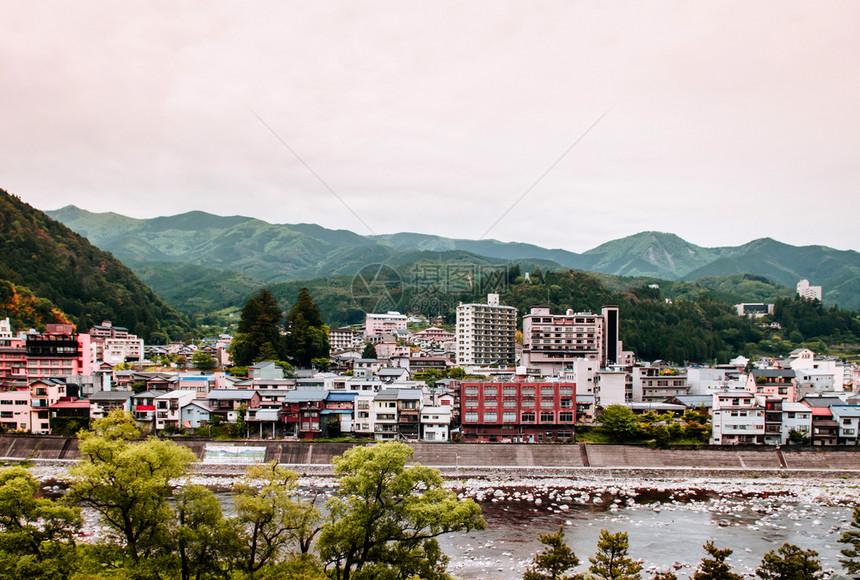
[1,191,193,341]
[46,205,860,312]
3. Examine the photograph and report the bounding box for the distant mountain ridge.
[47,205,860,311]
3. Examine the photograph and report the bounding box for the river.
[35,467,859,579]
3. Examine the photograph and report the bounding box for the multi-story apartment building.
[89,321,144,365]
[631,362,689,402]
[25,324,92,379]
[460,382,576,442]
[455,294,517,369]
[797,279,822,301]
[365,312,408,337]
[0,318,26,385]
[372,388,422,441]
[329,327,364,351]
[521,306,625,375]
[710,391,764,445]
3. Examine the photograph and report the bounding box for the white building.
[154,390,198,431]
[831,405,860,445]
[594,367,628,407]
[711,391,764,445]
[797,279,822,301]
[455,294,517,369]
[420,406,451,441]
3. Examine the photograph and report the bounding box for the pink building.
[0,318,26,385]
[365,312,407,337]
[29,378,68,434]
[0,387,32,432]
[25,323,93,379]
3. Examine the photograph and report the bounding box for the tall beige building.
[455,294,517,368]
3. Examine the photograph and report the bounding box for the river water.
[36,467,858,580]
[439,491,852,579]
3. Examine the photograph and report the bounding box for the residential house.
[154,390,198,431]
[710,391,764,445]
[88,390,133,420]
[631,362,690,402]
[206,389,261,423]
[800,396,843,446]
[0,387,32,432]
[746,369,797,402]
[830,405,860,445]
[130,390,164,428]
[420,406,451,441]
[280,390,327,439]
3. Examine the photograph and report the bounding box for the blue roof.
[327,392,358,401]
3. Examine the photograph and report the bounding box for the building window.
[484,412,497,423]
[540,412,554,423]
[503,399,517,409]
[503,412,516,423]
[541,399,555,409]
[503,387,517,396]
[522,412,535,422]
[560,412,574,423]
[522,387,535,396]
[522,398,535,408]
[484,398,497,408]
[484,386,497,396]
[464,387,479,396]
[465,398,479,408]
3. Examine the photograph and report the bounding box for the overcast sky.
[2,2,858,252]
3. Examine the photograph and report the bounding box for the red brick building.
[459,382,576,442]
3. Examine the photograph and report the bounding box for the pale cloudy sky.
[2,1,858,252]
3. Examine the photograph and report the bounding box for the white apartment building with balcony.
[455,294,517,369]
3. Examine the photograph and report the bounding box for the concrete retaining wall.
[3,435,858,477]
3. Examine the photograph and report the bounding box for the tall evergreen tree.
[588,530,642,580]
[756,543,821,580]
[230,289,284,366]
[524,525,580,580]
[284,288,330,368]
[693,541,742,580]
[362,342,377,359]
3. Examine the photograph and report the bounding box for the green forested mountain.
[0,190,193,342]
[48,206,860,311]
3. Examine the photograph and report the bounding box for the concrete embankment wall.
[3,435,858,478]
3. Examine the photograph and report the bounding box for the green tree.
[171,484,240,580]
[524,525,580,580]
[756,543,821,580]
[840,506,860,575]
[191,350,218,371]
[311,357,331,371]
[599,406,640,442]
[232,462,323,575]
[285,288,330,367]
[361,342,377,359]
[693,541,742,580]
[0,466,82,580]
[65,410,197,564]
[588,529,642,580]
[317,441,485,580]
[231,289,285,366]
